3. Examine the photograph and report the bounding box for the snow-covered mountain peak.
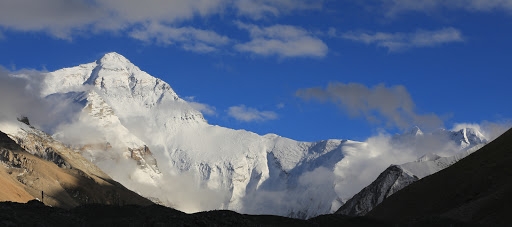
[97,52,133,70]
[444,127,488,150]
[43,53,205,123]
[460,128,487,144]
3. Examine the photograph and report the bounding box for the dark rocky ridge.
[336,165,418,216]
[368,127,512,225]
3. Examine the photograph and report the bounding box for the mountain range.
[0,52,490,218]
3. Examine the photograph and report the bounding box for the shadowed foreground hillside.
[0,200,393,227]
[368,128,512,225]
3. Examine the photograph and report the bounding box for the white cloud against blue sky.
[235,22,327,58]
[0,0,510,141]
[228,105,278,122]
[340,28,464,52]
[382,0,512,16]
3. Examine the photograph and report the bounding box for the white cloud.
[0,67,83,133]
[234,22,328,58]
[0,0,104,39]
[189,102,217,116]
[183,96,217,116]
[130,23,230,53]
[333,130,459,200]
[0,0,226,38]
[0,1,327,57]
[296,82,443,130]
[228,105,278,122]
[234,0,323,19]
[0,0,322,39]
[383,0,512,15]
[341,27,464,52]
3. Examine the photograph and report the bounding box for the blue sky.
[0,0,511,141]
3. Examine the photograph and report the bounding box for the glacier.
[4,52,489,218]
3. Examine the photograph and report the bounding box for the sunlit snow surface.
[33,53,488,218]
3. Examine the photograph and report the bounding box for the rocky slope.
[0,121,152,208]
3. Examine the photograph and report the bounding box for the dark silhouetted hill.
[0,200,393,227]
[368,128,512,226]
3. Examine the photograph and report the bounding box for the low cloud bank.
[0,67,82,132]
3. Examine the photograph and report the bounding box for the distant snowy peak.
[458,128,487,146]
[435,128,488,150]
[393,126,487,150]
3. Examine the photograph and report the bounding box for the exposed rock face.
[10,128,72,169]
[129,145,160,174]
[0,128,153,208]
[336,165,418,216]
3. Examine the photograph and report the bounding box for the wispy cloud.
[130,23,230,53]
[228,105,278,122]
[234,0,323,19]
[382,0,512,16]
[0,0,104,39]
[0,0,224,38]
[341,27,464,52]
[296,82,443,130]
[184,96,217,116]
[234,21,328,58]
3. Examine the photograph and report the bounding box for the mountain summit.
[98,52,132,66]
[10,52,489,218]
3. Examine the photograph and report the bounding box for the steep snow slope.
[33,52,488,218]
